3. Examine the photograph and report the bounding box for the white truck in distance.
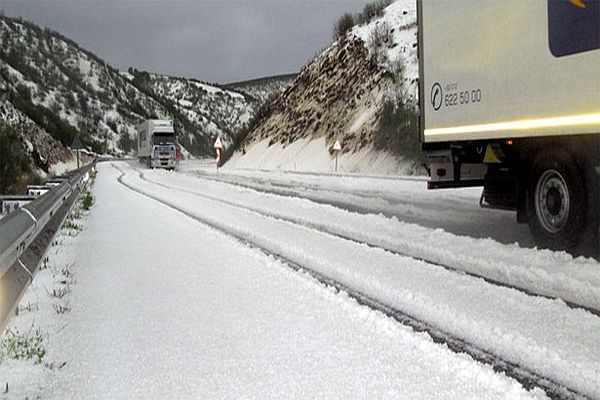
[418,0,600,256]
[137,120,177,170]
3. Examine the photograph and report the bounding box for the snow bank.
[227,137,421,175]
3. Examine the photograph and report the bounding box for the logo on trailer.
[431,83,442,111]
[548,0,600,57]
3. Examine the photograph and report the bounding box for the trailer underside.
[424,134,600,257]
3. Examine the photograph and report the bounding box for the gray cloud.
[0,0,372,83]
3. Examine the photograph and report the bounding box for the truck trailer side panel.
[420,0,600,143]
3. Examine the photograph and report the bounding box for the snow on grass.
[190,80,244,99]
[0,184,94,398]
[118,70,134,81]
[178,98,193,108]
[2,61,40,94]
[76,55,101,92]
[104,108,121,122]
[348,103,377,134]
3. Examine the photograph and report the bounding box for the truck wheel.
[526,151,586,251]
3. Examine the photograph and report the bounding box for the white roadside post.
[214,137,223,169]
[333,139,342,172]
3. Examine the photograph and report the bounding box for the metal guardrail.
[0,162,96,333]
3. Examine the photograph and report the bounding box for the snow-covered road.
[120,162,600,398]
[3,160,600,398]
[146,164,600,312]
[183,163,535,247]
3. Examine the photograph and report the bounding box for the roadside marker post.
[333,139,342,172]
[214,137,223,169]
[71,134,83,169]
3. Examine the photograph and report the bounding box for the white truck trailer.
[137,120,177,170]
[418,0,600,255]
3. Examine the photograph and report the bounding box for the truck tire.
[526,150,586,251]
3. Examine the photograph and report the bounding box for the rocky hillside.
[227,0,420,175]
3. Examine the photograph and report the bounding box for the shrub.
[357,0,392,25]
[375,98,423,166]
[386,56,405,84]
[53,304,72,314]
[49,286,71,299]
[332,0,392,41]
[7,84,79,147]
[0,123,36,194]
[119,130,134,154]
[369,21,393,52]
[107,118,118,133]
[333,13,355,40]
[82,191,93,210]
[0,327,46,364]
[65,91,76,108]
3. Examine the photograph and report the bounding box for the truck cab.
[138,120,177,170]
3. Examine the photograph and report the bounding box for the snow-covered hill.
[1,17,163,156]
[0,14,291,192]
[120,70,261,154]
[0,14,264,157]
[227,0,420,175]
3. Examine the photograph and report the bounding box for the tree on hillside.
[119,130,134,154]
[333,13,355,40]
[0,123,34,194]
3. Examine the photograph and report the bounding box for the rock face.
[252,35,386,153]
[230,0,420,174]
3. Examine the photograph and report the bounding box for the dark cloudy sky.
[0,0,371,83]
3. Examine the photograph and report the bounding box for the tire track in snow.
[194,170,475,214]
[140,168,600,317]
[188,170,536,247]
[114,164,588,400]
